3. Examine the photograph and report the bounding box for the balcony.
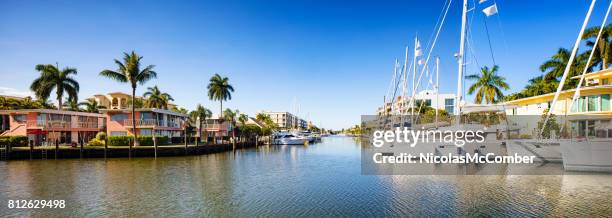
[123,119,182,128]
[26,120,103,130]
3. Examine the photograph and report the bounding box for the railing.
[26,120,71,129]
[124,119,157,126]
[123,119,182,128]
[203,124,226,130]
[24,120,103,129]
[75,121,101,129]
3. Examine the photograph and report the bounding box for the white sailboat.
[557,0,612,172]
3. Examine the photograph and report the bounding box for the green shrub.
[88,138,105,146]
[95,132,107,141]
[0,136,9,146]
[108,136,132,146]
[10,136,28,147]
[107,135,169,146]
[137,136,169,146]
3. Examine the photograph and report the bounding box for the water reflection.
[1,136,611,216]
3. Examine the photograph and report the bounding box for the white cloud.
[0,87,34,98]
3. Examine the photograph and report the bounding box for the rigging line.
[493,0,510,57]
[483,14,496,65]
[562,0,612,135]
[409,0,453,111]
[386,59,399,103]
[424,0,452,54]
[466,13,481,70]
[413,64,435,124]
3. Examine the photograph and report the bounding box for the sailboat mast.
[436,56,440,129]
[455,0,468,125]
[411,36,418,126]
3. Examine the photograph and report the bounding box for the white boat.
[560,122,612,172]
[273,132,308,145]
[296,131,317,143]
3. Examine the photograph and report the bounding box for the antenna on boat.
[539,0,597,139]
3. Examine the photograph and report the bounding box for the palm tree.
[465,65,510,104]
[238,113,248,126]
[143,86,174,109]
[189,104,211,146]
[79,99,106,113]
[30,64,79,110]
[207,74,234,118]
[583,24,612,70]
[100,51,157,147]
[224,109,239,144]
[172,107,190,114]
[63,96,80,111]
[539,48,590,88]
[523,76,560,97]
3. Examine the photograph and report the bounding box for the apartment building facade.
[102,108,188,138]
[0,109,105,146]
[260,111,309,130]
[505,68,612,138]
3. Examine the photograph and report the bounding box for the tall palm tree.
[207,74,234,118]
[30,64,79,110]
[190,104,211,146]
[100,51,157,147]
[583,24,612,70]
[465,65,510,104]
[143,86,174,109]
[79,99,106,113]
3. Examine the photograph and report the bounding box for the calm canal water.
[1,136,612,217]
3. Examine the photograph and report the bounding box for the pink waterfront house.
[0,109,105,146]
[100,108,187,138]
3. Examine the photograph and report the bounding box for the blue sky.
[0,0,607,129]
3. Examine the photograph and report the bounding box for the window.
[424,99,431,107]
[13,115,26,123]
[110,131,127,136]
[602,94,610,111]
[140,129,152,136]
[573,97,587,112]
[140,112,153,120]
[37,114,46,125]
[111,114,128,121]
[588,95,599,112]
[444,98,454,114]
[602,78,609,85]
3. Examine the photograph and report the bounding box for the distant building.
[91,92,136,110]
[91,92,176,110]
[377,90,456,115]
[200,115,232,138]
[260,111,310,130]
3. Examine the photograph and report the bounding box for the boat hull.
[560,140,612,172]
[274,138,308,145]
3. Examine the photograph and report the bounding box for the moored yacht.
[273,131,308,145]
